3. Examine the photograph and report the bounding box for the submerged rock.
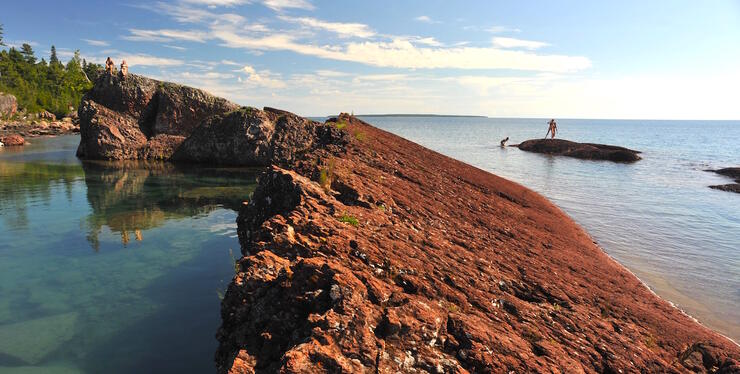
[517,138,641,162]
[0,312,78,365]
[707,167,740,194]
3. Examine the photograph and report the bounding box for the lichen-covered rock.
[0,93,18,118]
[517,138,641,162]
[217,114,739,373]
[77,73,238,160]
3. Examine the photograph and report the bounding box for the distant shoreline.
[356,113,487,118]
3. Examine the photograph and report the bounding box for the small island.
[517,138,641,163]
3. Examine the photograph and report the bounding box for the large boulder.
[77,73,239,160]
[517,138,641,162]
[172,107,347,166]
[77,75,349,166]
[0,93,18,118]
[0,134,25,146]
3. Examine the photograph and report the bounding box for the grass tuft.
[338,213,359,226]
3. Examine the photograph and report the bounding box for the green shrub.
[338,213,359,226]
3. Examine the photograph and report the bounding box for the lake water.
[0,118,737,373]
[361,116,740,343]
[0,135,258,373]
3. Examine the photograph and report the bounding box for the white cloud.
[82,39,109,47]
[485,26,522,34]
[414,37,443,47]
[213,31,590,72]
[121,54,185,67]
[492,37,549,50]
[124,29,209,43]
[315,69,350,77]
[240,65,286,88]
[221,59,240,65]
[181,0,250,6]
[5,40,39,49]
[414,15,438,23]
[279,16,375,38]
[164,45,188,51]
[262,0,314,11]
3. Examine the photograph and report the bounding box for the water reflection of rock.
[82,161,258,250]
[0,162,83,230]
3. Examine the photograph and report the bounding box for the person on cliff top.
[105,57,114,74]
[119,60,128,78]
[546,119,557,139]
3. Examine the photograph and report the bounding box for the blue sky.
[2,0,740,119]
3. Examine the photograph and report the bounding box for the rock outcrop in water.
[517,139,641,162]
[216,114,739,373]
[76,74,347,166]
[707,167,740,194]
[0,134,25,146]
[76,73,239,160]
[75,76,740,372]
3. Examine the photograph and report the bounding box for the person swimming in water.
[546,119,557,139]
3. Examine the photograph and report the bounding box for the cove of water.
[0,135,258,373]
[361,116,740,343]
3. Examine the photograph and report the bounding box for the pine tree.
[0,24,5,47]
[49,45,59,65]
[21,43,36,64]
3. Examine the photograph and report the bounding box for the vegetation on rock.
[0,24,101,117]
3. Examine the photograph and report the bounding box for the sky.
[2,0,740,119]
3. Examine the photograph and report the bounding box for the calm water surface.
[0,135,258,373]
[362,116,740,343]
[0,118,738,373]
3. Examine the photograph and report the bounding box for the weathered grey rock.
[517,138,641,163]
[0,92,18,118]
[77,73,238,160]
[173,107,324,166]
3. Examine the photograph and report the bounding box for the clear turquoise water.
[0,135,258,373]
[362,116,740,342]
[0,119,738,374]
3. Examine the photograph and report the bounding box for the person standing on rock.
[119,60,128,78]
[546,119,557,139]
[105,57,115,74]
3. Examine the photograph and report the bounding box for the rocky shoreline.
[1,93,80,145]
[517,138,642,163]
[76,74,740,373]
